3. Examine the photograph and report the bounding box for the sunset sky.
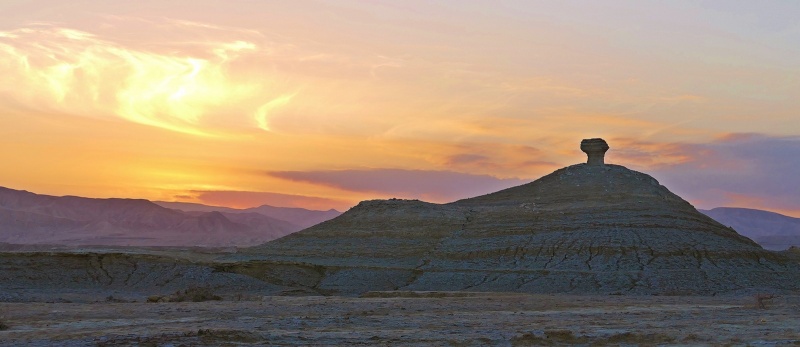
[1,1,798,216]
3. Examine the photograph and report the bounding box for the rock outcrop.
[580,138,609,165]
[244,139,800,295]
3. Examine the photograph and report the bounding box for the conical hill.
[245,139,799,295]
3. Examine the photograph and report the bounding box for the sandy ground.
[1,293,799,346]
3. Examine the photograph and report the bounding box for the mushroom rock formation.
[580,138,609,165]
[244,140,800,295]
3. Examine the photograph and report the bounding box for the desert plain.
[2,292,799,346]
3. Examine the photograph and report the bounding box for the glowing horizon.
[1,1,799,217]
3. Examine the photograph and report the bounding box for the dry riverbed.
[1,293,799,346]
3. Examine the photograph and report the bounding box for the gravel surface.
[1,293,798,346]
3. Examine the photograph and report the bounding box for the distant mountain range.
[700,207,800,251]
[0,185,797,250]
[0,186,341,247]
[153,201,341,230]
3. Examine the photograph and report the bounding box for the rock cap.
[580,138,610,165]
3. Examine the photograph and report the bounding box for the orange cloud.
[608,138,702,169]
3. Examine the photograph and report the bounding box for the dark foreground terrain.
[1,293,798,346]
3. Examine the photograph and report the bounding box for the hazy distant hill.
[700,207,800,251]
[0,186,302,247]
[155,201,341,229]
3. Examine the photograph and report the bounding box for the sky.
[0,0,798,215]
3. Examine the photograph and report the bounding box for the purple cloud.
[640,133,800,216]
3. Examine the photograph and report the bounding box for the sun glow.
[0,24,291,136]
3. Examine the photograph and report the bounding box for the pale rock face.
[580,138,609,165]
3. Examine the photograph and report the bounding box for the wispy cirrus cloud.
[0,21,294,136]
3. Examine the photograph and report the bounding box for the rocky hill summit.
[247,138,800,295]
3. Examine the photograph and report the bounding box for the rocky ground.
[1,292,798,346]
